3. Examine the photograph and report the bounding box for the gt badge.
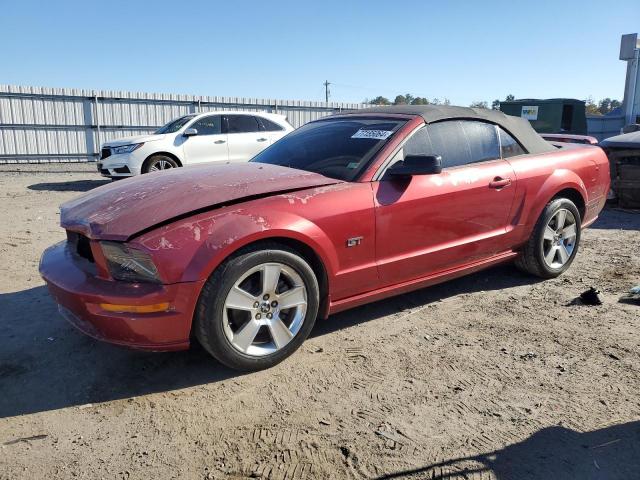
[346,236,363,247]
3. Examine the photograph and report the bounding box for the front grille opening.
[114,166,131,174]
[67,231,95,263]
[77,236,94,263]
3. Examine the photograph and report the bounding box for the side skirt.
[328,250,518,315]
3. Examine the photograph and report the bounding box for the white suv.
[97,111,293,178]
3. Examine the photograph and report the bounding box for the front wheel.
[515,198,581,278]
[142,154,178,173]
[195,245,319,371]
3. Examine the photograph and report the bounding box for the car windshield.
[154,114,197,134]
[251,117,406,181]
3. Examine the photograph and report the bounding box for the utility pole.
[323,80,331,103]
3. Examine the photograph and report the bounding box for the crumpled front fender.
[135,205,339,285]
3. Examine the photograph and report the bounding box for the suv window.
[154,114,197,134]
[226,115,261,133]
[497,127,526,158]
[427,120,500,168]
[190,115,222,135]
[258,116,284,131]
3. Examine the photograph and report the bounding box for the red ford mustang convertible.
[40,106,610,370]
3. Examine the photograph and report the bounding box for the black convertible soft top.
[349,105,556,155]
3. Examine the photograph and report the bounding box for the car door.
[225,114,268,162]
[256,116,288,145]
[181,115,228,164]
[373,120,517,286]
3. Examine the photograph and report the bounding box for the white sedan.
[97,111,293,178]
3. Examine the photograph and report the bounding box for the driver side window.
[386,127,433,171]
[428,120,500,168]
[190,115,222,135]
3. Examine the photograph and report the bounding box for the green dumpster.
[500,98,587,135]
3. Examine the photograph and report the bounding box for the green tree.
[598,98,612,115]
[393,95,407,105]
[505,94,515,102]
[411,97,429,105]
[366,95,452,107]
[491,99,500,110]
[585,96,600,115]
[470,101,489,109]
[597,98,622,115]
[368,96,391,105]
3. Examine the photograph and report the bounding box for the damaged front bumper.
[39,241,204,351]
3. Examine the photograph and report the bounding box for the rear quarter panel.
[506,145,610,247]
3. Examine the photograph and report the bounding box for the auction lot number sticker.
[351,129,394,140]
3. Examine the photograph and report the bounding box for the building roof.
[354,105,556,155]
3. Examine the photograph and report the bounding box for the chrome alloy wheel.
[222,262,308,357]
[542,208,577,269]
[149,159,174,171]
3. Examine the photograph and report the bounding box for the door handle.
[257,137,268,142]
[488,177,512,189]
[214,140,226,144]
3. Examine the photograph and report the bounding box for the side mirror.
[183,128,198,137]
[388,154,442,177]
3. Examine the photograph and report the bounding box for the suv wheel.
[143,155,178,173]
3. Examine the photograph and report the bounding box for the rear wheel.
[195,245,319,371]
[142,155,178,173]
[515,198,581,278]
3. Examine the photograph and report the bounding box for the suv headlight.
[101,241,161,283]
[111,143,144,155]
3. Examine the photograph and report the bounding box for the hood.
[600,131,640,149]
[60,163,343,241]
[103,134,166,147]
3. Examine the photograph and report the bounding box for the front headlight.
[111,143,144,155]
[100,241,161,283]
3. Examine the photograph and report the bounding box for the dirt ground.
[0,163,639,480]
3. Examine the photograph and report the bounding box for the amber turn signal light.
[98,302,171,314]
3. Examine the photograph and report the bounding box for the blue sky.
[1,0,638,105]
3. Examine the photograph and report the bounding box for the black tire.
[142,154,179,174]
[194,244,320,371]
[515,197,581,278]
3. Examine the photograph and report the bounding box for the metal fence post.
[94,94,101,160]
[82,98,96,160]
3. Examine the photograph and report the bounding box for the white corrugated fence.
[0,84,369,164]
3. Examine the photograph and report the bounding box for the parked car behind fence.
[97,111,293,178]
